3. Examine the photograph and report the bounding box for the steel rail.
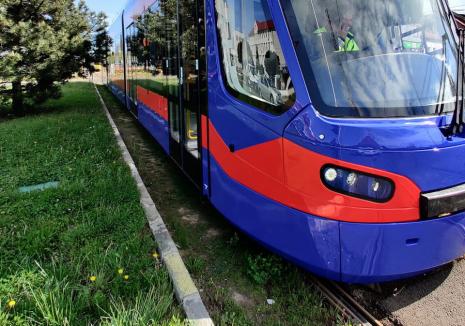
[309,275,383,326]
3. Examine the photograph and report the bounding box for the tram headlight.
[321,165,394,202]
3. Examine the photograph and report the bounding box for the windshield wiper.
[435,35,447,115]
[447,28,465,136]
[436,34,457,115]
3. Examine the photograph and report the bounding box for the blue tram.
[107,0,465,283]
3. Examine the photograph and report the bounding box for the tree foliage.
[93,13,112,68]
[0,0,110,114]
[130,0,195,71]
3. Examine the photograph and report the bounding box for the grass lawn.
[0,82,183,325]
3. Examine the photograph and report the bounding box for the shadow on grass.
[0,81,95,122]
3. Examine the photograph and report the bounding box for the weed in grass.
[6,299,17,309]
[219,310,251,326]
[163,316,190,326]
[186,256,206,276]
[28,277,75,325]
[246,254,285,286]
[100,285,176,325]
[0,311,29,326]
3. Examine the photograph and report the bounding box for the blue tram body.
[107,0,465,283]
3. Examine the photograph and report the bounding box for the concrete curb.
[94,84,214,326]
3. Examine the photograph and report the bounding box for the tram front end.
[281,0,465,283]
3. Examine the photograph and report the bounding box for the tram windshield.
[282,0,460,118]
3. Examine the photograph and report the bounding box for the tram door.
[165,2,182,164]
[168,0,205,187]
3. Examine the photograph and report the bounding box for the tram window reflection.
[215,0,296,114]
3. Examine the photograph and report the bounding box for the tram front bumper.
[339,211,465,283]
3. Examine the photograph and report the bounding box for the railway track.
[309,275,384,326]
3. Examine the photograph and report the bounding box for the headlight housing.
[321,165,395,202]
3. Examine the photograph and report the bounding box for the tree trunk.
[11,80,24,115]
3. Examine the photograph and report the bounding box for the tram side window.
[215,0,296,114]
[137,2,167,95]
[108,19,125,91]
[125,24,136,99]
[146,3,165,82]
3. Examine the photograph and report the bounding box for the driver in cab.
[313,14,360,52]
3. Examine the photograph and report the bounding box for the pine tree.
[92,12,112,69]
[0,0,102,114]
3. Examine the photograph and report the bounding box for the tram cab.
[272,0,465,282]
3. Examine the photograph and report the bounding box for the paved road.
[380,260,465,325]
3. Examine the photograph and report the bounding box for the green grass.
[0,82,183,325]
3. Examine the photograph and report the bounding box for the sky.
[84,0,128,25]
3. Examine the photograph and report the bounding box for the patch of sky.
[224,0,268,33]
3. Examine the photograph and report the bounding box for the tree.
[93,13,112,69]
[0,0,103,114]
[128,17,149,70]
[130,0,178,73]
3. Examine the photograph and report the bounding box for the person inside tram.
[313,13,360,52]
[336,15,359,52]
